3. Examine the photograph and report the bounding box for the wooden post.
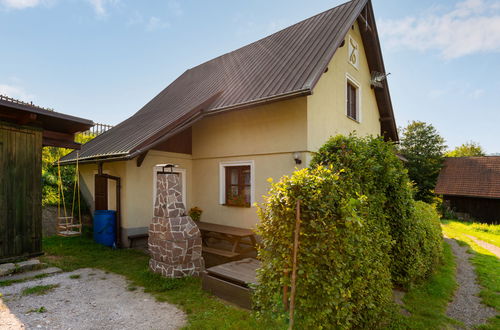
[283,270,289,311]
[289,199,301,330]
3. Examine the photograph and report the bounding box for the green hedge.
[255,166,394,328]
[310,135,422,287]
[393,201,443,287]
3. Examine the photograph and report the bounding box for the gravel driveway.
[0,268,186,330]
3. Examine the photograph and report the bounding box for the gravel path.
[0,268,186,330]
[464,235,500,259]
[445,238,497,328]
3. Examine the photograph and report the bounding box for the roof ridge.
[187,0,357,71]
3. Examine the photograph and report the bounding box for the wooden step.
[202,246,240,258]
[58,224,82,228]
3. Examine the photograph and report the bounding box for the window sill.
[346,115,360,123]
[222,204,251,208]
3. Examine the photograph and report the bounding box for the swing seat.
[57,216,82,237]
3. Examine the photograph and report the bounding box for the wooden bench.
[202,246,240,258]
[128,233,148,248]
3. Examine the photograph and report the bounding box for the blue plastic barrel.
[93,210,116,247]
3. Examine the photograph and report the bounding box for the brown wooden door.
[94,175,108,210]
[0,122,42,262]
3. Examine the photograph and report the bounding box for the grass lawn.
[441,220,500,247]
[36,235,461,329]
[441,220,500,330]
[392,241,458,329]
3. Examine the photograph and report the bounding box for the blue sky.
[1,0,499,153]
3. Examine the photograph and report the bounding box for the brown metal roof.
[62,0,396,164]
[435,157,500,199]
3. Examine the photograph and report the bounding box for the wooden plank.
[202,273,253,310]
[197,222,255,237]
[0,122,42,262]
[202,246,240,258]
[206,258,260,285]
[94,175,108,210]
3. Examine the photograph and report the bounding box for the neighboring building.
[0,95,93,262]
[61,0,398,246]
[435,157,500,224]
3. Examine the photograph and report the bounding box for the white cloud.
[87,0,118,17]
[168,0,182,17]
[0,0,52,10]
[470,88,485,98]
[146,16,170,31]
[379,0,500,59]
[0,84,35,102]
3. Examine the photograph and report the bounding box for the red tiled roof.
[435,157,500,199]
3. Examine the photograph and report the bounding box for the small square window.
[346,81,358,121]
[224,165,251,207]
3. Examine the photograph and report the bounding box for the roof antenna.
[370,71,391,88]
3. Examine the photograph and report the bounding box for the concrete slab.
[0,267,62,282]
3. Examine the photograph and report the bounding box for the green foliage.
[42,134,95,209]
[398,121,447,203]
[445,141,485,157]
[255,166,394,329]
[310,135,431,288]
[391,241,458,329]
[392,202,443,287]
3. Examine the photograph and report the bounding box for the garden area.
[2,132,498,329]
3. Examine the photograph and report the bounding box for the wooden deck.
[202,258,261,309]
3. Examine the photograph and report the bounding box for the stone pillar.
[148,173,204,277]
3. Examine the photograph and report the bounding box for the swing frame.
[56,152,82,237]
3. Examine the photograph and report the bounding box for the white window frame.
[219,160,255,206]
[152,165,187,209]
[345,73,362,123]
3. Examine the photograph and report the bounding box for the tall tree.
[398,121,447,203]
[445,141,485,157]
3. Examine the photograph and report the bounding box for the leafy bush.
[255,166,394,329]
[392,201,443,287]
[310,135,422,287]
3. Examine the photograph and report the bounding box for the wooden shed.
[0,95,93,263]
[435,157,500,224]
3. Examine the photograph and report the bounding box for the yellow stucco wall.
[192,97,307,158]
[79,151,193,232]
[191,97,308,228]
[307,21,381,152]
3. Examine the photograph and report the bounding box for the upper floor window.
[346,81,359,121]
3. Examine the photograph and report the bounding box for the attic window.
[346,80,359,121]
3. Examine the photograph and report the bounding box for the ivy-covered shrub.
[393,201,443,287]
[255,166,394,328]
[310,135,418,286]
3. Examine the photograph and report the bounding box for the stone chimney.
[148,173,204,277]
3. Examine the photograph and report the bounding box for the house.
[60,0,398,247]
[435,157,500,224]
[0,95,93,262]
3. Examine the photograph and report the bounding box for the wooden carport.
[0,95,93,262]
